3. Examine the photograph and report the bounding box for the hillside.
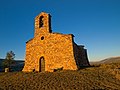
[90,56,120,65]
[99,56,120,64]
[0,62,120,89]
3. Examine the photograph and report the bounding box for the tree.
[2,51,15,68]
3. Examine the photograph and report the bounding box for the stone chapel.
[22,12,90,72]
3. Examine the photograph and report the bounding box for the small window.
[41,36,44,40]
[39,16,44,28]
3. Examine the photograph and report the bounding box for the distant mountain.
[0,59,5,66]
[0,59,24,72]
[90,56,120,65]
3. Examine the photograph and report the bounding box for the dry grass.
[0,63,120,90]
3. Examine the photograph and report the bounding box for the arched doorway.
[39,56,45,72]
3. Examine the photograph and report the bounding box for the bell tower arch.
[34,12,52,36]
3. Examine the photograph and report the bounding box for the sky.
[0,0,120,61]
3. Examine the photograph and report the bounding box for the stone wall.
[73,43,90,69]
[34,12,52,37]
[23,33,78,72]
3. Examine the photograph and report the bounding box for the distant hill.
[0,59,4,65]
[0,59,24,72]
[90,56,120,65]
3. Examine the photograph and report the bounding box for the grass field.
[0,63,120,90]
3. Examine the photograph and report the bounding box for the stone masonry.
[22,12,90,72]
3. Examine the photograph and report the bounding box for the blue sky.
[0,0,120,61]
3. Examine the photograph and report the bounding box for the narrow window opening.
[39,16,44,28]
